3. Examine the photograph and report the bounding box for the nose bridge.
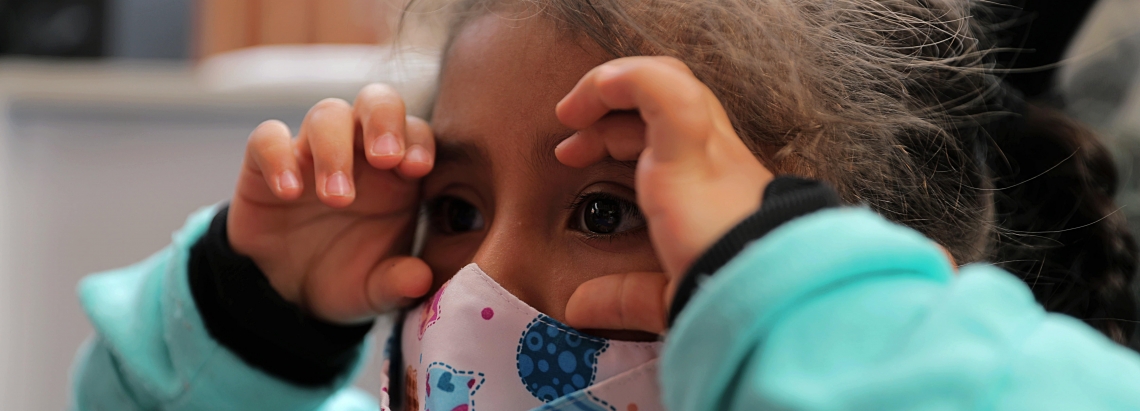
[472,202,546,300]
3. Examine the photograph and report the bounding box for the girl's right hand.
[227,84,435,324]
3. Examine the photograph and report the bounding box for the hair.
[403,0,1139,345]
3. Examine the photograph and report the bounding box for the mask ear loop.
[390,204,429,409]
[387,311,407,410]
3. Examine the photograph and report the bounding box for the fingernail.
[371,132,401,157]
[405,144,430,164]
[278,170,300,191]
[326,172,350,196]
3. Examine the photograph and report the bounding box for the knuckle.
[593,68,629,100]
[405,115,428,129]
[358,83,405,110]
[257,118,287,130]
[310,98,352,120]
[405,116,433,140]
[359,88,407,131]
[360,82,400,99]
[249,120,286,144]
[678,81,706,106]
[366,107,400,134]
[655,56,694,75]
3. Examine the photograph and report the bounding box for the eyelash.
[565,192,646,241]
[423,195,483,235]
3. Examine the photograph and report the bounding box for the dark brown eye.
[574,194,645,235]
[429,196,484,234]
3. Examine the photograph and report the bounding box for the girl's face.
[421,14,661,325]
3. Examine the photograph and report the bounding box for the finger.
[354,83,408,170]
[302,98,356,207]
[245,120,303,200]
[304,256,432,324]
[366,256,433,314]
[556,56,715,163]
[555,111,646,168]
[397,116,435,179]
[557,57,697,128]
[564,272,670,334]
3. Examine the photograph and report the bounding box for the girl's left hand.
[558,56,774,334]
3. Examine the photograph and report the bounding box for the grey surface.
[0,85,394,411]
[1,98,287,410]
[106,0,192,59]
[0,55,433,410]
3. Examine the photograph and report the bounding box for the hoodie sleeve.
[662,207,1140,411]
[69,206,378,411]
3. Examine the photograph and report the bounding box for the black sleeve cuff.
[188,205,373,387]
[666,176,842,327]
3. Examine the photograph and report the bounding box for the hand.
[559,57,774,334]
[227,84,434,324]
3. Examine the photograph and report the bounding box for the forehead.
[431,13,608,152]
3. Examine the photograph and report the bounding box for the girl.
[71,0,1140,410]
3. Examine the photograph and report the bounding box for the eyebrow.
[529,130,576,175]
[435,138,491,169]
[434,130,638,174]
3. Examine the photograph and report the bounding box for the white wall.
[0,55,432,411]
[0,62,283,411]
[0,98,297,411]
[0,96,15,408]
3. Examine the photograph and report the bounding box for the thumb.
[564,272,671,335]
[366,256,433,315]
[306,256,432,324]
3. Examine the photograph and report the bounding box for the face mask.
[377,263,664,411]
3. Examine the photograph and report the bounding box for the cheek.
[558,235,662,288]
[553,238,663,337]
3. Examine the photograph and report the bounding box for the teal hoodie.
[71,206,1140,410]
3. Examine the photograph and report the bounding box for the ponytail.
[988,102,1139,345]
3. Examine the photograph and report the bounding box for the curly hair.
[407,0,1139,345]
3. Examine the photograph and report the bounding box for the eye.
[572,193,646,235]
[428,196,485,234]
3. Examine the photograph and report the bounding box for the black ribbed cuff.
[187,205,373,387]
[666,176,842,327]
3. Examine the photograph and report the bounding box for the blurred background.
[0,0,444,409]
[0,0,1139,410]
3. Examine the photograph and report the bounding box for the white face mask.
[377,263,665,411]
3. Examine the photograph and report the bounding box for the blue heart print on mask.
[516,314,609,402]
[426,362,484,411]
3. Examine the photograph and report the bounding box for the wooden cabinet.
[195,0,392,59]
